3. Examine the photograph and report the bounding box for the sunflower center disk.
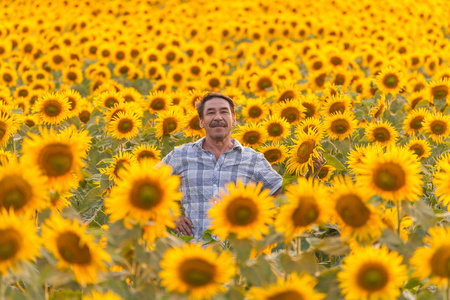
[282,108,299,123]
[152,99,165,110]
[432,85,449,99]
[56,231,91,265]
[268,124,282,136]
[411,116,424,129]
[383,74,399,88]
[40,144,73,177]
[279,91,295,103]
[296,140,314,164]
[292,197,319,227]
[130,182,162,209]
[105,98,118,108]
[410,144,424,157]
[118,119,133,133]
[329,102,345,114]
[163,118,177,134]
[373,163,406,192]
[44,101,62,117]
[430,246,450,278]
[0,127,6,139]
[267,290,304,300]
[336,194,370,228]
[249,107,262,118]
[243,132,260,145]
[226,198,257,226]
[431,121,446,134]
[357,264,389,292]
[180,258,215,287]
[0,229,20,261]
[189,117,201,130]
[264,149,282,163]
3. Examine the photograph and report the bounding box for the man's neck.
[202,136,234,159]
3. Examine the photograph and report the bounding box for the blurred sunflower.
[132,144,161,163]
[21,127,91,191]
[241,97,270,123]
[297,117,325,138]
[330,176,384,243]
[259,143,288,165]
[42,215,111,286]
[107,111,142,140]
[323,112,357,140]
[105,159,181,224]
[147,91,173,114]
[119,87,146,106]
[159,244,235,299]
[406,137,431,160]
[0,111,19,147]
[0,67,18,87]
[381,208,413,242]
[60,89,83,118]
[427,78,450,101]
[272,98,305,125]
[249,69,276,94]
[144,62,166,80]
[338,246,408,300]
[402,108,429,135]
[49,189,71,213]
[155,108,184,139]
[0,209,41,274]
[0,150,14,166]
[209,180,274,240]
[275,177,330,242]
[62,67,84,85]
[299,95,321,119]
[356,145,423,202]
[375,66,406,95]
[410,226,450,288]
[83,290,121,300]
[317,164,335,182]
[364,120,398,147]
[270,83,303,103]
[433,162,450,207]
[370,95,386,119]
[32,92,71,125]
[423,112,450,143]
[234,123,267,149]
[262,115,290,142]
[78,100,93,124]
[181,112,205,138]
[94,90,125,109]
[248,272,325,300]
[286,129,323,176]
[99,152,137,182]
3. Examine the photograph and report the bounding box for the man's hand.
[306,153,325,178]
[174,215,194,237]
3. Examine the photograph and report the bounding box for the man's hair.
[196,92,235,120]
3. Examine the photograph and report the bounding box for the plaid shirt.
[161,137,283,241]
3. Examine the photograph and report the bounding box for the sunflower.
[286,129,323,176]
[0,111,19,148]
[364,120,398,147]
[42,215,111,286]
[317,164,335,182]
[433,162,450,207]
[155,108,184,139]
[62,67,84,85]
[356,145,423,202]
[0,150,14,166]
[381,208,413,242]
[247,272,325,300]
[119,87,146,106]
[410,226,450,288]
[0,89,13,106]
[49,189,71,213]
[209,180,275,241]
[270,83,303,103]
[59,89,83,118]
[21,127,91,191]
[423,112,450,143]
[338,246,408,300]
[330,176,384,243]
[0,67,18,87]
[144,62,166,80]
[99,152,137,182]
[0,209,41,274]
[275,177,330,242]
[299,94,321,119]
[104,159,181,224]
[0,158,50,214]
[308,71,328,91]
[259,143,288,165]
[241,97,270,123]
[94,91,125,109]
[78,101,93,124]
[107,111,142,140]
[406,137,431,160]
[83,290,122,300]
[249,70,275,94]
[181,112,205,138]
[402,108,430,135]
[234,123,268,149]
[370,94,386,119]
[271,98,305,125]
[324,112,357,140]
[406,91,427,110]
[296,117,325,138]
[261,115,290,142]
[146,90,173,114]
[159,243,235,299]
[427,78,450,101]
[32,92,71,125]
[13,85,32,100]
[132,144,161,163]
[375,66,406,95]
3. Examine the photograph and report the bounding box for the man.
[161,92,283,240]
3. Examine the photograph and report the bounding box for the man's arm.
[273,187,283,196]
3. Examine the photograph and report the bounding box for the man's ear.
[199,118,204,128]
[232,115,237,126]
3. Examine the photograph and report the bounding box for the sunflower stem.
[295,236,301,257]
[0,274,3,300]
[446,281,449,300]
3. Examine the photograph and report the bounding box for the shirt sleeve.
[160,147,180,175]
[254,153,283,195]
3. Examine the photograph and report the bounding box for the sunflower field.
[2,0,450,299]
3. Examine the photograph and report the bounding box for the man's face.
[199,98,236,141]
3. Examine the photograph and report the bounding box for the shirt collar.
[193,137,243,151]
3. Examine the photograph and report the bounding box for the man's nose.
[213,113,223,120]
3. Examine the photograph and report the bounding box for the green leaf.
[240,256,275,286]
[323,153,346,171]
[316,236,350,256]
[228,235,253,263]
[404,277,422,290]
[282,173,297,191]
[315,268,341,299]
[402,200,436,230]
[179,235,195,242]
[279,252,317,275]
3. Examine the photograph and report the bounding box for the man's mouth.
[210,122,227,128]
